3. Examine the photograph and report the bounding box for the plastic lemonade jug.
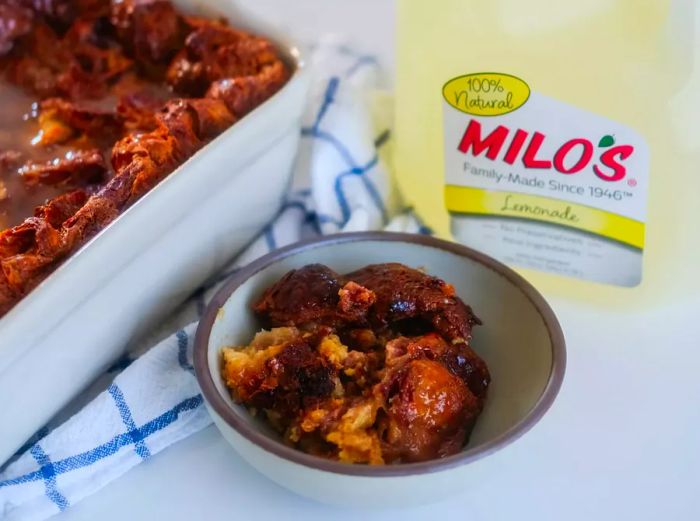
[395,0,700,307]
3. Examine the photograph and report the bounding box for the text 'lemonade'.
[396,0,700,306]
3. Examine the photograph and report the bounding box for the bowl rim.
[194,231,566,477]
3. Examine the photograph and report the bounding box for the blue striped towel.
[0,39,428,520]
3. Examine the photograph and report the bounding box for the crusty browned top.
[228,263,492,464]
[255,262,481,343]
[346,262,481,343]
[0,0,289,316]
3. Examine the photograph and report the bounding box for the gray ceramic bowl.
[194,232,565,506]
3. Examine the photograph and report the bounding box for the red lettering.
[504,129,529,165]
[553,139,593,174]
[457,119,508,160]
[522,132,552,169]
[593,145,634,182]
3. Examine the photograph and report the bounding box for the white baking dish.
[0,0,310,464]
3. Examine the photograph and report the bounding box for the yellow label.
[442,73,530,117]
[445,185,645,249]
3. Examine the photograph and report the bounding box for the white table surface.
[60,1,700,520]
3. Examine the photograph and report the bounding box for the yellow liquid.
[395,0,700,308]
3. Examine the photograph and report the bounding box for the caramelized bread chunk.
[224,263,491,464]
[0,0,289,316]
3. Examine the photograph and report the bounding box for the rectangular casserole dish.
[0,0,310,464]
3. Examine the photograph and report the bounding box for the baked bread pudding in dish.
[221,263,491,464]
[0,0,289,316]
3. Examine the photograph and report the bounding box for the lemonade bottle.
[395,0,700,308]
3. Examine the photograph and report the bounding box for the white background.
[60,1,700,520]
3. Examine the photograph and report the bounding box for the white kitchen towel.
[0,39,429,521]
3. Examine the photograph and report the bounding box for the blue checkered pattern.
[1,395,202,490]
[29,445,68,513]
[0,40,430,521]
